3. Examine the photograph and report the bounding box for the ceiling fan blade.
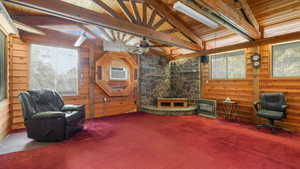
[143,44,170,48]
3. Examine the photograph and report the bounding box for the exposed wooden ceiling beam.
[20,27,90,47]
[153,18,166,30]
[148,49,170,58]
[147,9,157,27]
[110,30,117,41]
[176,30,300,59]
[103,28,115,41]
[116,0,137,23]
[124,34,135,44]
[12,20,46,35]
[94,27,114,41]
[14,15,80,26]
[14,16,112,41]
[160,28,178,34]
[116,31,121,40]
[192,0,261,40]
[239,0,260,32]
[130,0,142,24]
[121,32,127,41]
[80,25,98,39]
[92,0,123,19]
[142,2,147,25]
[4,0,202,51]
[145,0,204,48]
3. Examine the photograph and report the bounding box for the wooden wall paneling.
[88,45,95,119]
[202,43,300,132]
[9,35,29,129]
[202,48,255,122]
[92,51,138,118]
[258,44,300,131]
[8,35,92,129]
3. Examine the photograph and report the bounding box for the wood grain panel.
[202,47,258,122]
[258,44,300,131]
[8,35,29,130]
[8,34,137,130]
[203,44,300,132]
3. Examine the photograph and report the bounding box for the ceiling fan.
[103,36,169,54]
[128,37,170,54]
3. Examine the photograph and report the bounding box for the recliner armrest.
[282,105,288,112]
[32,111,65,120]
[61,104,85,111]
[253,101,260,105]
[253,101,261,112]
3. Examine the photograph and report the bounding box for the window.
[211,50,246,79]
[30,44,79,96]
[0,30,6,101]
[272,41,300,77]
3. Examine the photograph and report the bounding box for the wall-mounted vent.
[110,67,128,80]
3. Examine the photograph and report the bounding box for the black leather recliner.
[19,89,85,141]
[254,93,292,134]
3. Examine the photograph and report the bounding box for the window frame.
[271,40,300,78]
[0,30,7,101]
[29,43,80,96]
[209,49,247,80]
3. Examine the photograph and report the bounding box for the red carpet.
[1,113,300,169]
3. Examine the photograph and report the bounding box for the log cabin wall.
[8,35,29,130]
[259,44,300,131]
[8,35,91,129]
[202,44,300,132]
[8,34,137,130]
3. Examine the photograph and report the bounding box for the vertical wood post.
[88,45,95,119]
[251,46,260,123]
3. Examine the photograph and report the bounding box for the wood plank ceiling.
[4,0,300,56]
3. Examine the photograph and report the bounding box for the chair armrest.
[253,101,261,112]
[32,111,65,120]
[282,105,288,114]
[253,101,260,105]
[61,104,85,111]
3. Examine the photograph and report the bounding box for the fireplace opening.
[160,102,171,107]
[157,97,188,108]
[174,102,184,107]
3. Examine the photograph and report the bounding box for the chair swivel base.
[256,123,293,134]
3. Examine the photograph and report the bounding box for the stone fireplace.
[139,53,201,115]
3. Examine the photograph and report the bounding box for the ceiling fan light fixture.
[74,31,87,47]
[173,1,219,29]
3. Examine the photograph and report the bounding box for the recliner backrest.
[27,89,65,112]
[19,92,37,121]
[260,93,286,112]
